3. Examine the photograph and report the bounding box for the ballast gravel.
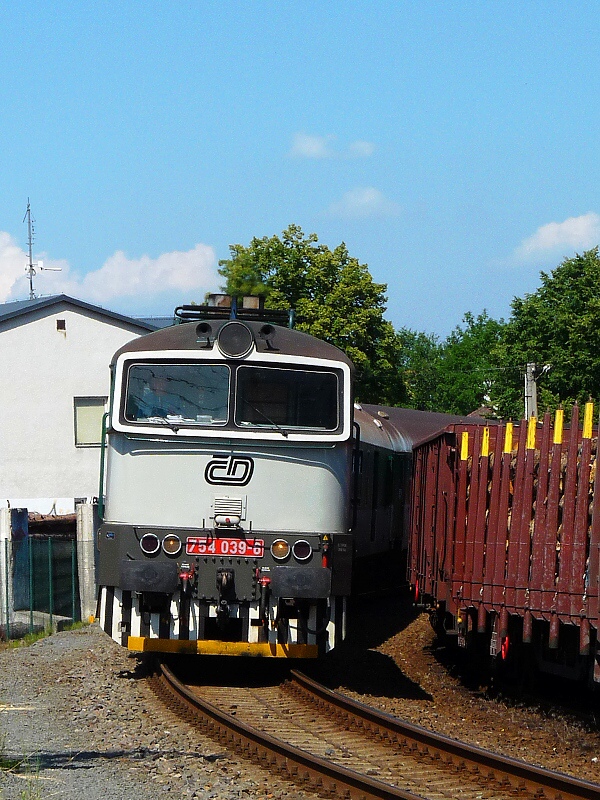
[0,625,319,800]
[2,603,600,799]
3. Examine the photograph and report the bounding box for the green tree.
[396,328,442,410]
[396,312,503,415]
[218,225,406,405]
[436,311,504,415]
[492,248,600,418]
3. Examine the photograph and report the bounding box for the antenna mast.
[23,199,36,300]
[22,200,61,299]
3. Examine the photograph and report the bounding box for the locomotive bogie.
[98,584,346,657]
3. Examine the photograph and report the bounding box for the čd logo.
[205,455,254,486]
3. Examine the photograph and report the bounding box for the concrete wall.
[0,508,28,633]
[0,301,149,514]
[76,502,98,622]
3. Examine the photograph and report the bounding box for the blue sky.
[2,2,600,336]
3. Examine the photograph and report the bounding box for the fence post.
[2,539,10,639]
[0,508,14,638]
[71,539,77,622]
[48,537,54,629]
[76,503,98,622]
[29,537,34,634]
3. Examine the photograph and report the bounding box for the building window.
[74,397,107,446]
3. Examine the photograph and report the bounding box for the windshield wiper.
[148,415,180,433]
[242,400,288,437]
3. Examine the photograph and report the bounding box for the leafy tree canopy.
[492,248,600,418]
[396,328,441,411]
[397,312,504,415]
[436,311,504,416]
[218,225,406,405]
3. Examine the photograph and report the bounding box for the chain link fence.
[0,506,97,640]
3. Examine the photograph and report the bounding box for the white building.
[0,295,164,514]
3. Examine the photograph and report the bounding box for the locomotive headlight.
[140,533,161,555]
[162,533,182,556]
[270,539,290,560]
[292,540,312,561]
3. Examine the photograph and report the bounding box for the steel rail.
[289,669,600,800]
[152,659,600,800]
[154,660,431,800]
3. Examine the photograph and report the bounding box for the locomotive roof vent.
[258,324,277,350]
[217,321,254,358]
[196,321,214,348]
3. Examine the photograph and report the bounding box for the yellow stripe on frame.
[503,422,513,454]
[527,416,537,450]
[460,431,469,461]
[127,636,319,659]
[583,401,594,439]
[553,409,564,445]
[481,427,490,458]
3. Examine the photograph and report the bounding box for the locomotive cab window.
[235,366,340,432]
[123,363,230,426]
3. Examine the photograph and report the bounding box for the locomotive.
[96,301,433,658]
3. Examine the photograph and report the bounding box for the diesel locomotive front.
[97,310,357,657]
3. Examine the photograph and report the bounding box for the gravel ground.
[2,601,600,799]
[0,625,319,800]
[311,592,600,786]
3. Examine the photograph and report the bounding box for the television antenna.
[23,199,61,300]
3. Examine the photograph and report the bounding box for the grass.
[1,722,43,800]
[0,748,43,800]
[0,619,89,652]
[17,769,42,800]
[0,729,20,771]
[0,620,90,797]
[1,694,43,799]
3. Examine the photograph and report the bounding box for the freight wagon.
[409,403,600,686]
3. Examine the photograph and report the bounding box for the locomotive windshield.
[235,366,339,431]
[125,363,230,425]
[120,360,343,435]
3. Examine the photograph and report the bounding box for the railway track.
[150,659,600,800]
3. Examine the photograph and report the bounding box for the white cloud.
[515,213,600,260]
[290,133,335,158]
[327,187,400,219]
[0,232,29,299]
[348,140,375,158]
[0,236,218,307]
[75,244,217,302]
[289,133,375,159]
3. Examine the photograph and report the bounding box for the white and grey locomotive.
[97,304,417,658]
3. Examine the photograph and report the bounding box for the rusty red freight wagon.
[409,403,600,686]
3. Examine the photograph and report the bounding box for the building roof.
[0,295,160,332]
[135,315,176,329]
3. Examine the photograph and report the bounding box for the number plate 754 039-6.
[186,537,265,557]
